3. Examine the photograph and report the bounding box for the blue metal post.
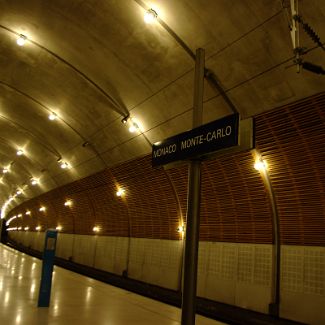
[38,229,58,307]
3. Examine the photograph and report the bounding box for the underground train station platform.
[0,243,307,325]
[0,244,226,325]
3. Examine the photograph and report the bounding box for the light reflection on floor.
[0,244,227,324]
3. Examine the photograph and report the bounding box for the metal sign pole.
[181,48,205,325]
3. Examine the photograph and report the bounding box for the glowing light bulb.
[93,226,100,232]
[48,112,57,120]
[64,200,72,207]
[39,206,46,212]
[116,189,125,197]
[17,149,24,156]
[60,161,69,169]
[16,34,27,46]
[254,159,267,171]
[25,211,31,215]
[31,178,38,185]
[56,226,62,231]
[177,225,185,233]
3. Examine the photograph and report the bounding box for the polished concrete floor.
[0,244,226,324]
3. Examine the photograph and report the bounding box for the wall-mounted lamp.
[93,226,100,233]
[56,226,62,231]
[177,225,185,233]
[35,226,41,231]
[254,158,268,171]
[16,34,27,46]
[39,206,46,212]
[25,211,31,216]
[24,227,29,231]
[144,8,158,24]
[116,189,125,197]
[18,227,22,230]
[64,200,72,207]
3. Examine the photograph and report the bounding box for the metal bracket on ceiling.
[290,0,301,73]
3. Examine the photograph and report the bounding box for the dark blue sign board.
[38,229,58,307]
[152,114,239,167]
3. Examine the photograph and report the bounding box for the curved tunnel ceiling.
[0,0,325,216]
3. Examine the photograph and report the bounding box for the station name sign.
[152,114,239,167]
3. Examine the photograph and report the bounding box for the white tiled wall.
[7,231,325,325]
[72,234,97,267]
[56,233,74,260]
[94,236,128,275]
[128,238,183,290]
[280,245,325,325]
[198,242,272,313]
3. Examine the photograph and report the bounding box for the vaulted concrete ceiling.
[1,0,325,216]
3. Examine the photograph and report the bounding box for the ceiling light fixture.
[128,124,137,133]
[48,112,57,121]
[60,161,69,169]
[16,149,24,156]
[128,120,141,133]
[121,116,129,124]
[16,34,27,46]
[144,8,158,24]
[31,178,38,185]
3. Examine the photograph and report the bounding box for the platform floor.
[0,244,226,324]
